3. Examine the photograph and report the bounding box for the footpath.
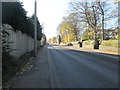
[3,45,51,88]
[59,44,119,60]
[75,46,117,55]
[60,43,119,55]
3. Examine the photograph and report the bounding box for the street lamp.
[34,0,37,56]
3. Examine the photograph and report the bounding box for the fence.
[2,24,41,58]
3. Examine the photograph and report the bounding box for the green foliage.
[81,29,94,40]
[114,27,120,40]
[115,35,118,40]
[115,28,120,40]
[2,2,43,83]
[2,2,27,32]
[83,40,118,48]
[83,40,94,45]
[2,25,12,53]
[36,17,42,40]
[81,30,89,40]
[57,14,79,42]
[101,40,118,47]
[2,2,42,40]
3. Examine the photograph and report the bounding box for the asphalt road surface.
[11,44,118,88]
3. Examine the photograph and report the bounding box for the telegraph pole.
[0,1,2,89]
[42,23,44,34]
[34,0,37,56]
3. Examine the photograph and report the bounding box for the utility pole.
[0,1,2,89]
[42,23,44,34]
[34,0,37,56]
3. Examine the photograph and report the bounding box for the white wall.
[4,24,40,58]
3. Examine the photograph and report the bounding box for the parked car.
[67,43,73,46]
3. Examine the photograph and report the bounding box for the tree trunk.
[75,34,78,41]
[94,38,99,49]
[94,31,99,49]
[102,14,104,40]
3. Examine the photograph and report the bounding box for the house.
[104,28,118,39]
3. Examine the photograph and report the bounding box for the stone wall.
[3,24,40,58]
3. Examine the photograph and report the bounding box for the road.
[11,44,118,88]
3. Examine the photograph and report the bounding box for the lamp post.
[34,0,37,56]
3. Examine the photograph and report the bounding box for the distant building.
[104,28,118,39]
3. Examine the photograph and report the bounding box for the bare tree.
[69,0,117,49]
[97,1,105,40]
[69,1,101,48]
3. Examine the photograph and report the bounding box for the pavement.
[6,44,118,88]
[10,46,50,88]
[61,45,119,60]
[61,43,119,55]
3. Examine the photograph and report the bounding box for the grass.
[101,40,118,47]
[83,40,94,46]
[83,40,118,48]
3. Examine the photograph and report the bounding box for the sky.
[19,0,118,40]
[19,0,71,40]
